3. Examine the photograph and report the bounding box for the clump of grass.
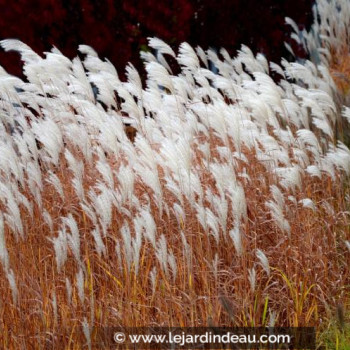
[0,1,349,348]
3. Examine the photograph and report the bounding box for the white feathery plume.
[26,161,43,192]
[251,72,284,115]
[294,87,334,138]
[132,222,143,276]
[282,99,305,128]
[196,46,209,68]
[96,158,114,188]
[180,231,192,268]
[229,184,247,222]
[31,184,43,209]
[230,222,243,257]
[329,142,350,174]
[168,251,177,282]
[210,162,237,194]
[7,269,18,304]
[196,202,208,233]
[171,74,195,100]
[292,147,310,168]
[89,185,113,236]
[51,291,58,325]
[97,113,126,154]
[270,185,285,209]
[80,202,97,226]
[120,222,132,272]
[256,52,270,74]
[269,62,285,78]
[116,165,135,203]
[156,234,169,277]
[88,71,118,107]
[133,215,143,247]
[211,193,228,236]
[71,57,95,101]
[150,266,157,295]
[32,118,64,166]
[283,61,315,85]
[16,191,33,219]
[259,138,290,167]
[82,318,92,350]
[64,123,92,163]
[299,198,316,212]
[12,130,32,164]
[205,207,220,243]
[64,214,81,265]
[22,129,39,162]
[115,241,122,271]
[117,85,142,121]
[204,104,230,145]
[51,228,68,272]
[265,200,291,236]
[65,149,84,181]
[80,44,119,76]
[319,156,336,180]
[145,61,175,94]
[173,203,185,226]
[140,50,157,65]
[275,165,302,191]
[133,162,163,210]
[206,48,220,73]
[237,45,267,74]
[76,267,85,303]
[140,208,157,248]
[312,116,333,139]
[148,37,176,58]
[65,277,72,305]
[285,17,300,38]
[156,52,172,73]
[178,42,200,70]
[6,135,25,175]
[0,140,22,185]
[0,39,41,64]
[269,310,277,327]
[256,249,270,277]
[0,73,24,105]
[46,171,65,201]
[307,89,336,122]
[0,183,24,239]
[43,47,72,77]
[125,63,143,98]
[248,268,256,293]
[91,227,106,257]
[220,47,232,64]
[165,175,183,206]
[306,165,322,178]
[78,44,98,57]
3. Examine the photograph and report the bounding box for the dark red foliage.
[0,0,313,79]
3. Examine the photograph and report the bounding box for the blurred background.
[0,0,313,79]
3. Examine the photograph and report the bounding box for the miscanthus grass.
[0,1,350,348]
